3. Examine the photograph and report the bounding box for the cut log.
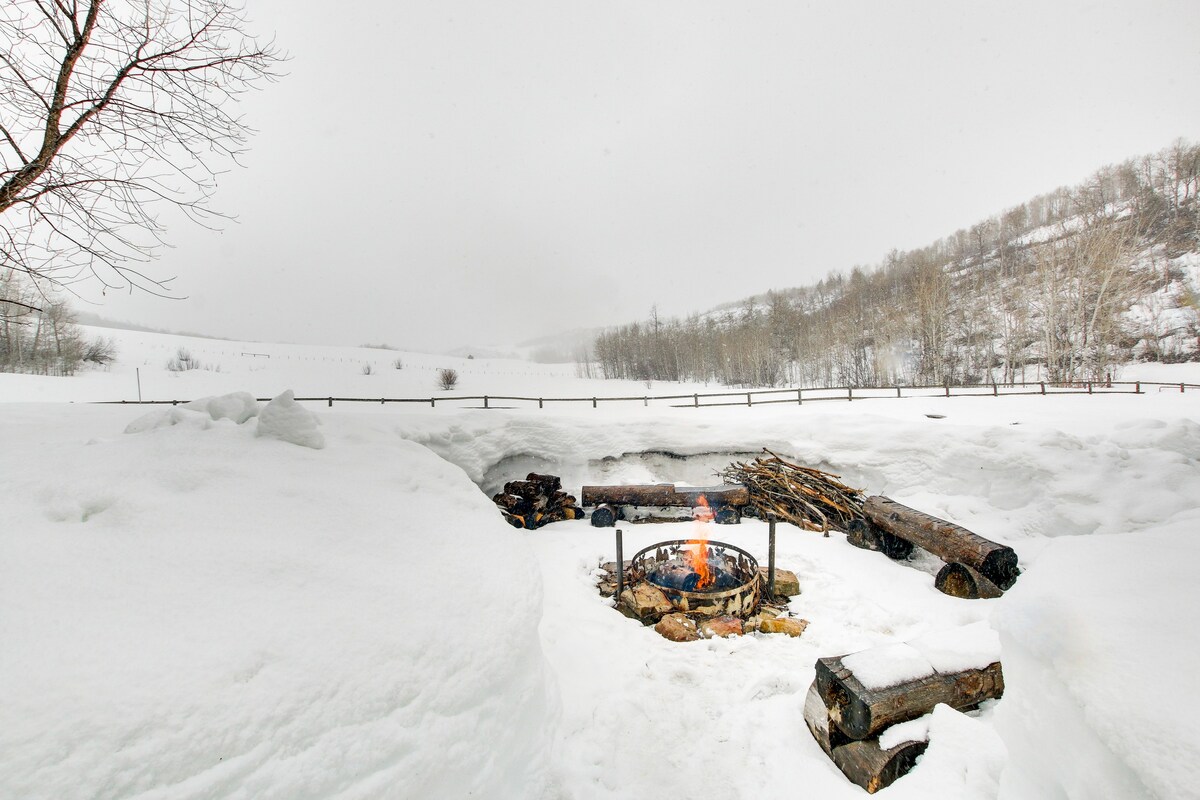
[804,683,852,756]
[846,518,914,560]
[935,562,1004,599]
[805,684,927,793]
[581,483,749,509]
[590,503,619,528]
[831,739,928,794]
[864,496,1019,590]
[815,655,1004,740]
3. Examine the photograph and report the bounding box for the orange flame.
[686,494,715,589]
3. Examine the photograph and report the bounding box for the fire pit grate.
[625,538,761,618]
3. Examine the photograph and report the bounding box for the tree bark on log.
[831,739,929,794]
[846,519,914,560]
[581,483,749,508]
[864,496,1019,590]
[805,683,927,793]
[935,562,1004,599]
[815,655,1004,740]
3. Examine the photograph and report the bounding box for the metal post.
[768,516,777,598]
[136,368,142,402]
[615,528,625,598]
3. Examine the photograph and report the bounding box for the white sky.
[91,0,1200,352]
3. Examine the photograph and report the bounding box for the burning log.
[935,562,1004,599]
[719,449,864,533]
[491,472,583,530]
[864,496,1019,590]
[815,655,1004,740]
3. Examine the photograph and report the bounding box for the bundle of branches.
[492,473,583,530]
[719,450,865,534]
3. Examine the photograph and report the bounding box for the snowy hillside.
[2,330,1199,799]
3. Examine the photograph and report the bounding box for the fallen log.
[815,655,1004,740]
[935,562,1004,599]
[846,519,914,560]
[805,684,927,793]
[581,483,749,509]
[864,496,1019,590]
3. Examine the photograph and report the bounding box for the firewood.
[815,655,1004,740]
[864,496,1019,589]
[719,449,864,533]
[935,562,1004,599]
[493,473,581,529]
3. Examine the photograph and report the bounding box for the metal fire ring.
[628,538,760,602]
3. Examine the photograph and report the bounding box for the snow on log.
[935,562,1004,599]
[815,654,1004,740]
[864,495,1019,590]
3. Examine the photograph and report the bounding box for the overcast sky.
[92,0,1200,353]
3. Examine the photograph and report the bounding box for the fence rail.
[93,380,1196,409]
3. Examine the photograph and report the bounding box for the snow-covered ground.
[3,328,1200,799]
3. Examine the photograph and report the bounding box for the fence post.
[592,397,597,408]
[747,392,752,407]
[643,396,648,407]
[944,384,950,398]
[1087,382,1092,395]
[431,397,436,407]
[484,395,489,409]
[1136,381,1141,394]
[328,397,333,408]
[694,393,698,408]
[539,398,544,409]
[797,388,803,405]
[992,383,998,397]
[1182,383,1186,394]
[380,397,385,404]
[848,387,853,402]
[896,386,901,398]
[1040,382,1046,395]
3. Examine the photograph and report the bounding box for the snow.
[843,643,934,690]
[256,389,325,449]
[2,326,1200,798]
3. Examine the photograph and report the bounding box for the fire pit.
[626,539,761,618]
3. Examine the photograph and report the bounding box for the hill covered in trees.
[586,140,1200,388]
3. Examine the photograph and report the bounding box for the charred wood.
[935,562,1005,599]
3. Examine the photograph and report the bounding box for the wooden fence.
[97,380,1197,409]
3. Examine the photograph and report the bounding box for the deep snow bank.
[993,518,1200,799]
[0,404,559,799]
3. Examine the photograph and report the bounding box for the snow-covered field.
[3,328,1200,799]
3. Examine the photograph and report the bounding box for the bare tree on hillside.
[0,0,281,312]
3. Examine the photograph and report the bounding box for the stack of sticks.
[719,449,864,534]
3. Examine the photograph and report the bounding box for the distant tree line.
[1,272,116,375]
[585,140,1200,387]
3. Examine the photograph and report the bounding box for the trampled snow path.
[3,344,1200,798]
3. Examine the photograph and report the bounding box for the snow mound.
[885,704,1006,799]
[183,391,261,423]
[993,519,1200,799]
[1,406,559,798]
[256,389,324,449]
[124,406,207,434]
